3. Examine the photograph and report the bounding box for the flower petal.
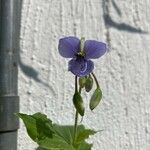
[84,40,107,59]
[58,36,80,58]
[68,58,94,77]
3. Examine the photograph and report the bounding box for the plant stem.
[73,76,82,144]
[91,72,100,89]
[75,76,78,93]
[73,110,78,143]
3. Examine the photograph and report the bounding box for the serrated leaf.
[17,113,95,150]
[38,135,75,150]
[52,125,86,145]
[17,113,76,149]
[89,88,102,110]
[76,129,97,144]
[77,141,93,150]
[17,113,54,141]
[16,113,38,141]
[52,125,94,150]
[32,113,54,140]
[52,125,74,144]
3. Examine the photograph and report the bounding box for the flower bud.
[79,76,87,88]
[89,88,102,110]
[73,92,85,116]
[85,75,93,92]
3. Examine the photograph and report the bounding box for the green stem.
[73,110,78,144]
[80,37,85,54]
[73,76,82,144]
[91,72,100,89]
[75,76,78,93]
[79,86,82,94]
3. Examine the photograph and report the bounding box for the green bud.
[85,75,93,92]
[73,92,85,116]
[89,88,102,110]
[79,76,87,88]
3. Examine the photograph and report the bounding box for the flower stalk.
[73,111,78,144]
[91,72,100,89]
[73,76,82,144]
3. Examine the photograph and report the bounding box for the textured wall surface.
[18,0,150,150]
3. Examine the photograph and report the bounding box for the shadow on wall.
[19,0,148,85]
[102,0,147,33]
[18,1,53,89]
[19,56,56,96]
[19,57,50,88]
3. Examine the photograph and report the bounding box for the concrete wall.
[18,0,150,149]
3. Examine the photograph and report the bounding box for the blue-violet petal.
[84,40,106,59]
[68,58,94,77]
[58,36,80,58]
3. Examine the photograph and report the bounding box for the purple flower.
[58,36,106,77]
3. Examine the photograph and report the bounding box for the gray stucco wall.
[18,0,150,149]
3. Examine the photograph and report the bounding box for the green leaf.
[85,75,93,92]
[52,125,95,150]
[52,125,87,144]
[17,113,54,142]
[77,141,93,150]
[75,129,97,144]
[16,113,38,141]
[52,125,74,144]
[73,92,85,116]
[33,113,54,140]
[38,135,75,150]
[17,113,75,149]
[89,88,102,110]
[17,113,96,150]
